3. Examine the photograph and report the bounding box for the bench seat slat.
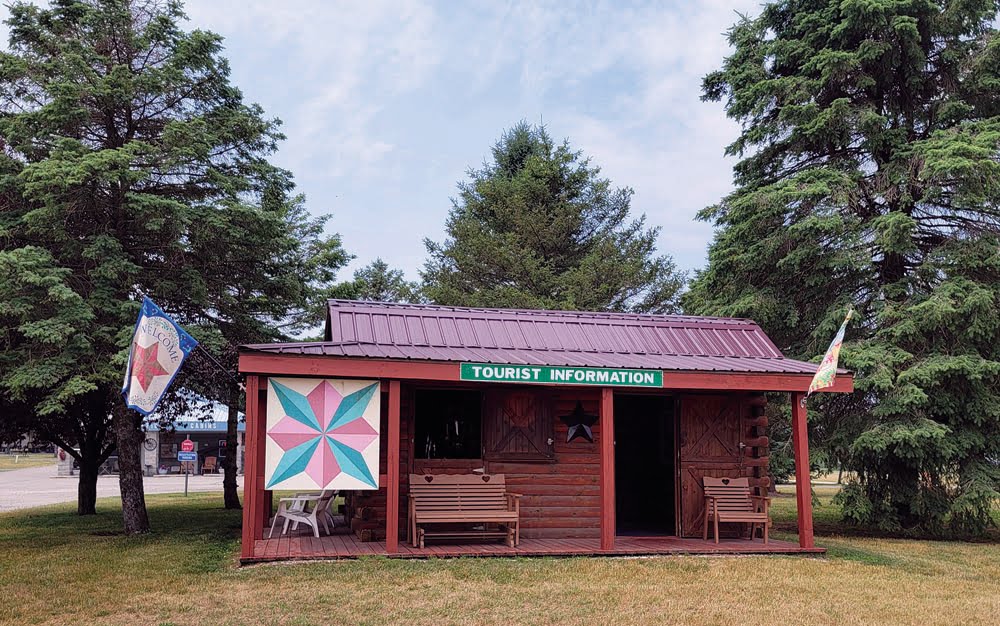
[415,512,519,522]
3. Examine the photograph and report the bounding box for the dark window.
[414,390,483,459]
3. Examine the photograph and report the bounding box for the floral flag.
[807,308,853,397]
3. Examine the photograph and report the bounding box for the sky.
[2,0,763,279]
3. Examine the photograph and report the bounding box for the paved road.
[0,463,242,512]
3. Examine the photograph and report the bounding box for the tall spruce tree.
[0,0,348,529]
[343,258,421,303]
[422,122,684,313]
[686,0,1000,534]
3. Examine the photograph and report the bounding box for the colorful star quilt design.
[131,342,170,392]
[266,379,379,489]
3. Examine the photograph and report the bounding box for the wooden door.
[678,394,746,537]
[483,389,555,462]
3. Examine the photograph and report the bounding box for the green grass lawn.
[0,453,56,471]
[1,488,997,626]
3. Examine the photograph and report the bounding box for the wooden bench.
[703,476,770,544]
[408,474,521,548]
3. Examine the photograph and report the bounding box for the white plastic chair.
[269,490,337,538]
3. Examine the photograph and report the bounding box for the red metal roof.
[241,300,832,375]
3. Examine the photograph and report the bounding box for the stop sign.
[180,439,195,452]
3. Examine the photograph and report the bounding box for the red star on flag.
[131,342,169,392]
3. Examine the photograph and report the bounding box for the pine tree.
[343,258,421,303]
[686,0,1000,534]
[0,0,348,529]
[422,122,684,313]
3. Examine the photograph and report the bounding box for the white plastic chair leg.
[269,514,280,539]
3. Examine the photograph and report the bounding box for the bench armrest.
[750,495,770,514]
[506,493,521,514]
[704,495,719,518]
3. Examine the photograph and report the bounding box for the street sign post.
[177,450,197,496]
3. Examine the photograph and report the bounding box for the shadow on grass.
[0,493,243,574]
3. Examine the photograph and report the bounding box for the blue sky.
[4,0,762,279]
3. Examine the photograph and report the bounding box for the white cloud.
[185,0,440,179]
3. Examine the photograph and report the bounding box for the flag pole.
[128,291,242,389]
[194,344,243,389]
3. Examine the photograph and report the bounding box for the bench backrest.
[409,474,508,513]
[703,476,753,513]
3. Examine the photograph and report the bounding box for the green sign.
[459,363,663,388]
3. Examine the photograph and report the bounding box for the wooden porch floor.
[244,527,824,564]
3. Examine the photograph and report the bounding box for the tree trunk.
[114,404,150,534]
[71,423,112,516]
[77,455,100,516]
[223,384,242,510]
[767,474,779,495]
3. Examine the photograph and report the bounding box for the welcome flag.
[121,297,198,415]
[807,308,853,397]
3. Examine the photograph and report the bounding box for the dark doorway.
[615,394,675,536]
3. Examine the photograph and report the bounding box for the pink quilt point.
[306,437,341,486]
[329,418,378,451]
[307,380,343,431]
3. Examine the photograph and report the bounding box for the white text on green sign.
[459,363,663,387]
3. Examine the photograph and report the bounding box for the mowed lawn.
[1,487,997,626]
[0,453,56,471]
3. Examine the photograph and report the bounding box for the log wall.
[347,384,763,542]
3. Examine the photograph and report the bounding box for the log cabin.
[237,300,852,563]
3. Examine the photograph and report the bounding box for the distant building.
[144,420,246,475]
[55,419,246,477]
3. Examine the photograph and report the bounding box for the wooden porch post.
[599,387,615,551]
[240,375,262,560]
[385,380,401,554]
[790,392,814,549]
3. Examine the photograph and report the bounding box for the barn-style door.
[677,394,747,537]
[483,390,554,462]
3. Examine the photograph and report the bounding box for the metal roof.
[241,300,834,375]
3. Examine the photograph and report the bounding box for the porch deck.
[244,528,824,563]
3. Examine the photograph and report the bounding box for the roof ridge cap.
[326,299,757,326]
[241,339,789,359]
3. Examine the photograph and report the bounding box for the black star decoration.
[559,400,598,443]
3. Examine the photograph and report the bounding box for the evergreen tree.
[686,0,1000,534]
[422,122,684,313]
[343,258,421,303]
[0,0,348,529]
